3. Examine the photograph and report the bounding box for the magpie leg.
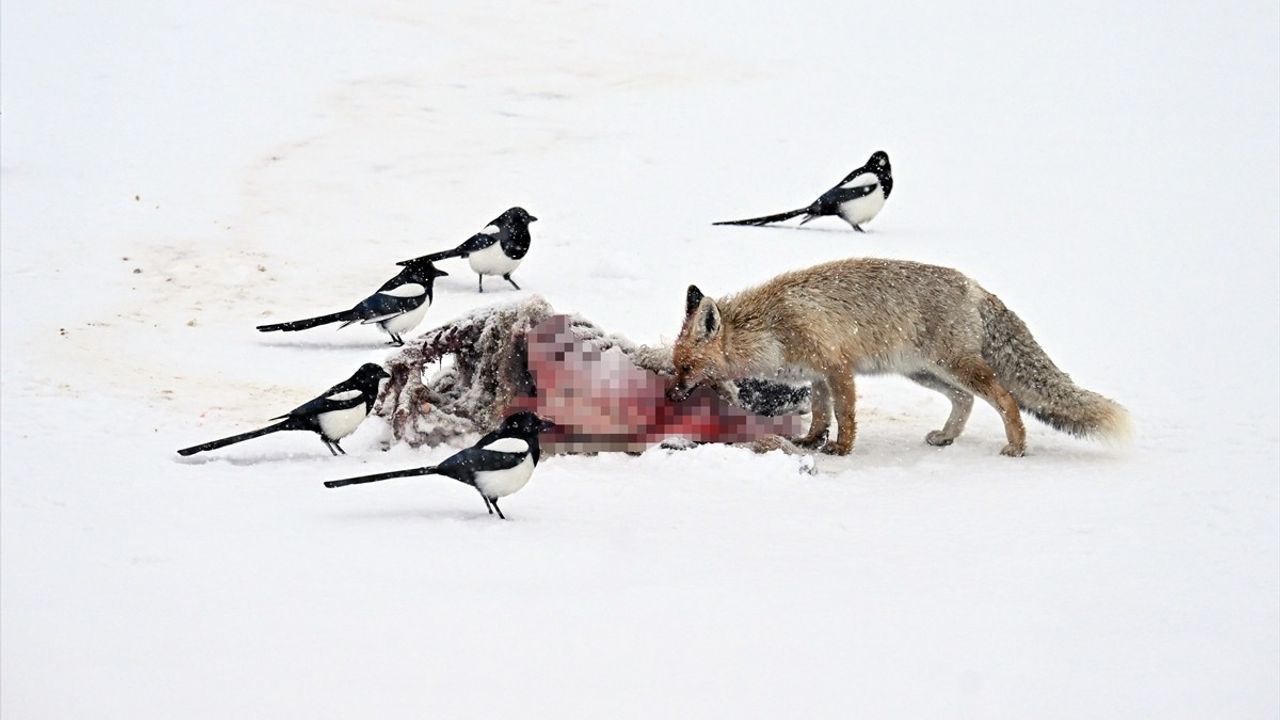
[332,439,347,455]
[852,224,866,232]
[322,438,338,456]
[503,273,520,290]
[477,274,484,293]
[490,498,506,520]
[480,494,493,515]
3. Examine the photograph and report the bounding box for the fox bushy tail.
[978,294,1132,443]
[257,311,352,332]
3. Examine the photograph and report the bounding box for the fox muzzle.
[665,381,693,403]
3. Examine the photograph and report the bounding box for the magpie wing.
[817,181,878,206]
[432,446,525,482]
[345,282,428,324]
[272,386,367,420]
[453,231,500,256]
[350,267,430,322]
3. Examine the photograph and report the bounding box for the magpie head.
[401,258,449,280]
[495,206,538,227]
[867,150,891,174]
[352,362,392,388]
[497,411,557,437]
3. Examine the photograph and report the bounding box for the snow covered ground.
[3,0,1277,716]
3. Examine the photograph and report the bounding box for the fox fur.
[667,258,1131,456]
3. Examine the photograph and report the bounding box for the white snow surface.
[3,1,1278,717]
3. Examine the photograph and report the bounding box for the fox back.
[673,259,982,386]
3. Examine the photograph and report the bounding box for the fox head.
[667,285,729,402]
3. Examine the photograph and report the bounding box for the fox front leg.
[823,372,858,455]
[794,378,832,448]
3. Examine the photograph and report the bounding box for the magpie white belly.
[317,404,368,440]
[473,455,535,498]
[838,188,886,227]
[468,242,521,276]
[381,298,430,335]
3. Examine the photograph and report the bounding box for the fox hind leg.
[942,356,1026,457]
[908,371,975,447]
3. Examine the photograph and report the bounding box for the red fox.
[667,258,1131,456]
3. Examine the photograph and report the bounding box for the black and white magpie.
[399,207,537,292]
[256,259,449,346]
[176,363,390,457]
[323,411,557,519]
[713,150,893,231]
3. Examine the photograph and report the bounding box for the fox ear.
[701,303,721,338]
[685,285,704,318]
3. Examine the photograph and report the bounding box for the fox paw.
[820,442,852,456]
[1000,443,1026,457]
[792,431,828,449]
[925,431,955,447]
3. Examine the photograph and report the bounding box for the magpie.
[256,259,449,346]
[713,150,893,231]
[176,363,389,457]
[323,411,557,519]
[399,207,537,292]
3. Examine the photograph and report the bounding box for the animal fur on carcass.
[375,297,809,453]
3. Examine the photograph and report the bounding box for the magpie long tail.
[712,207,810,226]
[324,466,440,489]
[177,420,297,456]
[399,247,464,265]
[257,311,353,333]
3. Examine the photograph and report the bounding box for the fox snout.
[666,380,693,403]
